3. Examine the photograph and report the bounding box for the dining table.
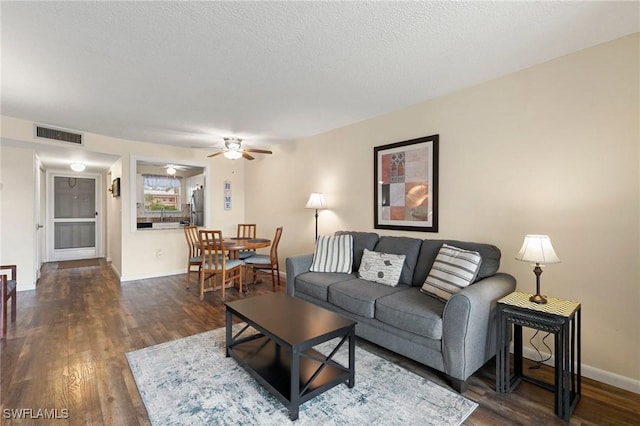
[222,237,271,252]
[222,237,271,259]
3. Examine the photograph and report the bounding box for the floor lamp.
[305,193,326,240]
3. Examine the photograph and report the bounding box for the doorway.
[50,174,100,261]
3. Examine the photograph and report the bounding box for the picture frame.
[374,134,439,232]
[224,180,232,210]
[111,177,121,197]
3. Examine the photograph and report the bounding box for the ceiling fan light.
[166,166,176,175]
[70,162,86,172]
[224,150,242,160]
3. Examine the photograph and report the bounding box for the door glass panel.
[53,176,97,254]
[54,222,96,249]
[54,177,95,218]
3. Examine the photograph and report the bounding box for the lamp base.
[529,293,548,304]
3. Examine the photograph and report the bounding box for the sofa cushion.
[295,272,355,301]
[413,239,501,285]
[373,236,422,286]
[335,231,379,270]
[358,249,405,287]
[421,244,482,301]
[328,279,407,318]
[375,288,445,340]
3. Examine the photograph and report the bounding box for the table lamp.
[305,193,326,240]
[515,234,560,304]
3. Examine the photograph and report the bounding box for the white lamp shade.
[305,193,326,209]
[516,234,560,264]
[223,150,242,160]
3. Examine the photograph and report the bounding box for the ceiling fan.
[207,137,272,160]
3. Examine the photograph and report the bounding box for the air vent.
[34,124,83,145]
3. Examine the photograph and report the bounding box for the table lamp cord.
[529,330,552,369]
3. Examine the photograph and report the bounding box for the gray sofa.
[286,231,516,392]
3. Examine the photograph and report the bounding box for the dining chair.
[183,225,202,289]
[236,223,257,260]
[198,230,244,300]
[1,265,17,340]
[244,227,283,289]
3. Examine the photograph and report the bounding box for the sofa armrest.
[441,272,516,381]
[285,254,314,296]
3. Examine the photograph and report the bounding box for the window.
[143,174,182,211]
[131,157,207,232]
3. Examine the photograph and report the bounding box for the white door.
[51,174,98,260]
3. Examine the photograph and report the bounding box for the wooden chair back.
[237,224,257,239]
[237,224,257,259]
[1,265,17,339]
[184,225,200,258]
[269,226,284,265]
[183,225,202,289]
[198,229,225,271]
[196,230,243,300]
[244,227,283,289]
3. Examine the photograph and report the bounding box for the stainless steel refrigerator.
[190,186,204,226]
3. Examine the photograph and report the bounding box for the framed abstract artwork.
[374,134,439,232]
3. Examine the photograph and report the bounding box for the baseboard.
[120,269,285,284]
[520,346,640,394]
[17,283,36,292]
[120,269,184,282]
[110,262,121,280]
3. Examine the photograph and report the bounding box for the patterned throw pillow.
[421,244,482,301]
[358,249,406,287]
[310,234,354,273]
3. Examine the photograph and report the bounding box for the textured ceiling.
[1,1,639,154]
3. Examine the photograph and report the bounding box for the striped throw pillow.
[421,244,482,301]
[310,234,354,273]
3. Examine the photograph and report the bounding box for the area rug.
[57,258,100,269]
[126,326,477,425]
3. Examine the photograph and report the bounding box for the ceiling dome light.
[166,166,176,175]
[70,163,86,172]
[223,150,242,160]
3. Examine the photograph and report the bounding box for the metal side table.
[496,291,581,421]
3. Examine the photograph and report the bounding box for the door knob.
[36,224,44,229]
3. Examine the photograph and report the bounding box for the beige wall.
[245,34,640,389]
[0,33,637,391]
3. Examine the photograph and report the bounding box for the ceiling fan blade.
[243,148,272,154]
[207,151,225,158]
[242,152,255,160]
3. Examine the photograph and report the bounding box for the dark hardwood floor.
[1,260,638,425]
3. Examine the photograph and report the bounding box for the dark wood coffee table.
[225,293,356,420]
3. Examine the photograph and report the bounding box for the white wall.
[245,34,640,389]
[107,159,123,276]
[0,117,246,282]
[0,146,36,290]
